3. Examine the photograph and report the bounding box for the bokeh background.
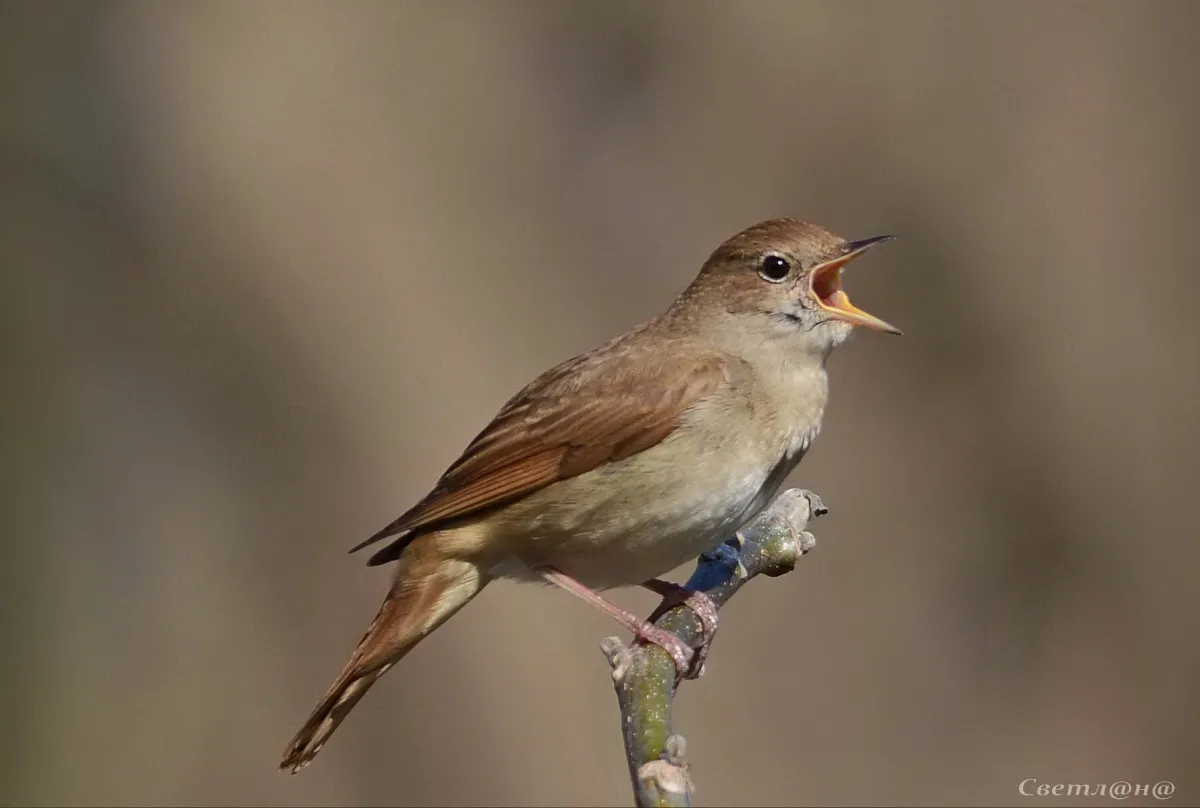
[3,2,1197,806]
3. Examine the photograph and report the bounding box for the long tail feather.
[280,551,486,773]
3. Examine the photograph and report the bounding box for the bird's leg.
[537,567,696,681]
[641,579,719,674]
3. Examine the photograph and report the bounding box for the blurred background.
[3,2,1197,806]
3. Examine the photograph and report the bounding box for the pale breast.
[487,359,828,589]
[492,431,773,587]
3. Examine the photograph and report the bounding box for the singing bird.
[281,218,899,772]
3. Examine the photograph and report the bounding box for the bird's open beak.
[808,235,902,335]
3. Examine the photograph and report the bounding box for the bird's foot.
[641,579,719,678]
[630,621,699,683]
[537,566,713,683]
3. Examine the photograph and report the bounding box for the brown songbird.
[280,218,899,772]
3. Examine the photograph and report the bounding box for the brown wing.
[350,338,729,564]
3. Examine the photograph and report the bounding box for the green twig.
[600,488,826,808]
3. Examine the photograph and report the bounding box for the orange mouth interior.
[807,257,902,334]
[811,263,850,311]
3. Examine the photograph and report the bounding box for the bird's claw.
[640,580,720,680]
[632,623,699,683]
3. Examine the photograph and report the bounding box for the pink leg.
[537,567,697,680]
[641,579,719,672]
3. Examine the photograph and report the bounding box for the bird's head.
[674,218,900,357]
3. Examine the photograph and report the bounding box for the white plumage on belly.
[484,334,829,590]
[490,388,819,589]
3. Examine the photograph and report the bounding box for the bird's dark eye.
[758,254,792,282]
